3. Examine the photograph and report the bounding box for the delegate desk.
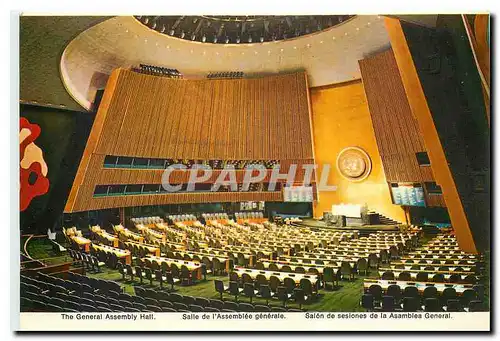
[123,240,161,256]
[202,247,258,265]
[220,245,276,259]
[378,269,475,281]
[298,250,374,260]
[98,231,119,248]
[156,240,187,252]
[144,255,203,281]
[116,226,144,243]
[399,258,477,266]
[260,260,340,275]
[238,241,293,255]
[322,246,389,255]
[233,266,319,286]
[92,243,131,265]
[172,250,232,272]
[416,246,462,252]
[71,236,91,252]
[390,263,476,272]
[340,241,401,248]
[142,228,167,243]
[278,256,358,268]
[363,279,473,294]
[407,252,478,260]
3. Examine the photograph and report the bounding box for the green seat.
[323,266,337,290]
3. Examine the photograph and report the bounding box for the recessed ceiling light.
[319,40,324,44]
[144,39,148,43]
[125,29,129,33]
[367,22,371,25]
[166,45,170,49]
[356,27,360,31]
[203,51,206,55]
[332,37,336,40]
[293,46,297,49]
[254,51,258,55]
[268,50,271,54]
[306,44,311,48]
[241,52,245,55]
[344,32,348,36]
[280,48,284,53]
[155,42,159,46]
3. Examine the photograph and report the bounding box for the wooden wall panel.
[359,48,445,207]
[76,191,284,212]
[94,70,312,160]
[65,69,315,212]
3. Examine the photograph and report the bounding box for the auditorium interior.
[19,14,490,314]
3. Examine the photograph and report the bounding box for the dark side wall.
[401,15,490,252]
[20,104,94,233]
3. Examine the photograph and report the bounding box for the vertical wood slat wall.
[95,69,313,160]
[65,69,315,212]
[359,49,445,207]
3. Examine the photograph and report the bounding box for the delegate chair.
[382,296,396,312]
[257,285,273,305]
[445,300,464,312]
[277,286,292,307]
[368,284,383,302]
[424,298,443,312]
[360,294,374,311]
[403,297,420,312]
[228,281,243,301]
[386,284,402,304]
[243,283,259,303]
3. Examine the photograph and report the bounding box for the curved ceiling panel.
[61,15,389,110]
[134,15,355,44]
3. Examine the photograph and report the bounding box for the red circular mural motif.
[20,117,49,211]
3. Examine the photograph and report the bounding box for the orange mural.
[20,117,49,211]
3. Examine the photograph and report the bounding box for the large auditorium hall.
[16,11,490,331]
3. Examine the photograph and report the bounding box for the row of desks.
[364,279,473,294]
[277,256,358,268]
[92,243,132,265]
[233,266,319,285]
[123,240,161,257]
[143,255,203,280]
[389,263,476,272]
[378,269,475,281]
[259,260,340,274]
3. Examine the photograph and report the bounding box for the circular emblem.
[336,147,372,182]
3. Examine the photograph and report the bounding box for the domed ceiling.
[60,15,390,110]
[134,15,355,44]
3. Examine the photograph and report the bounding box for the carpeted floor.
[86,266,370,312]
